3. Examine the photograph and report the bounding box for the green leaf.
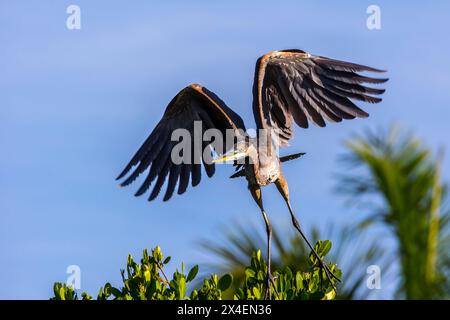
[178,277,186,299]
[111,287,122,298]
[252,287,261,299]
[218,274,233,291]
[187,265,199,282]
[295,272,304,289]
[53,283,62,299]
[245,268,255,279]
[50,244,341,301]
[144,270,150,282]
[81,292,93,300]
[285,266,293,279]
[319,240,332,257]
[152,246,162,262]
[59,287,66,300]
[103,283,112,297]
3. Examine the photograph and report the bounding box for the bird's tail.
[229,152,306,179]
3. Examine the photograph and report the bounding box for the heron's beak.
[212,151,247,163]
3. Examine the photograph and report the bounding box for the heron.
[117,49,388,298]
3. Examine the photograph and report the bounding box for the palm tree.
[338,126,449,299]
[200,125,449,299]
[199,222,389,299]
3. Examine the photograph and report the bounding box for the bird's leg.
[274,174,341,290]
[261,210,274,300]
[288,201,340,286]
[249,184,276,300]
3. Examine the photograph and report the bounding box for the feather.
[252,50,387,141]
[117,84,246,201]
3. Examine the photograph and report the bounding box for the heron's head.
[212,139,255,163]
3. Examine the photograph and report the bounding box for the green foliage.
[200,126,450,300]
[235,241,340,300]
[52,282,78,300]
[51,243,340,300]
[339,126,450,299]
[200,222,381,300]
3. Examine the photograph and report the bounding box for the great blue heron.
[117,49,388,298]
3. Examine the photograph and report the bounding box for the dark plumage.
[117,84,246,201]
[252,50,387,145]
[117,49,388,298]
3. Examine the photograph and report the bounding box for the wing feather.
[118,84,246,201]
[252,50,388,145]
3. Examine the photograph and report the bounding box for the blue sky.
[1,1,449,299]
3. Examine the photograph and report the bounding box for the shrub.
[51,241,340,300]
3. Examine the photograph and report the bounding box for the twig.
[157,263,170,285]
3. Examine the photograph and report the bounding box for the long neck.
[247,137,280,186]
[257,128,277,164]
[247,135,278,171]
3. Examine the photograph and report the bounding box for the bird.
[116,49,388,299]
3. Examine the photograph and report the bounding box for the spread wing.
[117,84,246,201]
[252,49,388,145]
